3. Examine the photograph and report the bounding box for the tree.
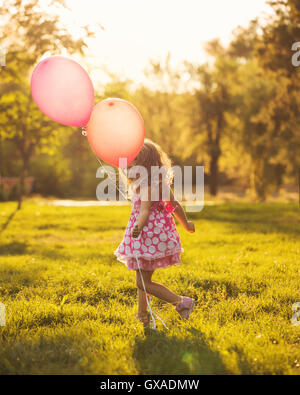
[185,41,238,195]
[255,0,300,187]
[136,54,189,161]
[225,4,300,199]
[0,0,95,208]
[234,61,289,200]
[0,82,64,206]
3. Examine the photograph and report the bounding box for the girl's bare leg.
[136,270,181,305]
[137,288,151,318]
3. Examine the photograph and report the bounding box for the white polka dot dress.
[114,194,183,271]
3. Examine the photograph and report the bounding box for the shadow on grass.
[133,326,226,375]
[0,207,27,257]
[0,333,89,374]
[0,207,18,235]
[193,278,266,298]
[0,265,46,298]
[0,241,27,256]
[189,204,300,236]
[38,247,69,260]
[37,248,116,263]
[36,224,125,232]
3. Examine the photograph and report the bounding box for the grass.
[0,200,299,375]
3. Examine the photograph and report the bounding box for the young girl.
[114,139,195,327]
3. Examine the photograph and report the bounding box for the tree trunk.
[209,152,219,196]
[17,159,28,210]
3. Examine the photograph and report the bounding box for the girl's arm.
[132,188,152,238]
[169,189,195,233]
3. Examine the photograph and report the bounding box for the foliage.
[0,0,299,202]
[0,0,94,208]
[184,42,240,195]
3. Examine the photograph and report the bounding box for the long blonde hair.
[126,139,173,190]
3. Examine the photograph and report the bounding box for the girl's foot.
[137,312,150,327]
[176,297,195,320]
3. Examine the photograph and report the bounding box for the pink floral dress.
[114,193,183,271]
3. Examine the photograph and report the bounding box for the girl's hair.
[127,139,173,187]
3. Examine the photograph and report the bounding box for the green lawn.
[0,201,299,374]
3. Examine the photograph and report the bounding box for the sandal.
[137,312,150,327]
[176,297,195,320]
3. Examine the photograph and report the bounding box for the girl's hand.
[132,224,141,238]
[186,221,195,233]
[81,126,87,136]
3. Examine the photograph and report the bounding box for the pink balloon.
[31,56,94,127]
[86,98,145,167]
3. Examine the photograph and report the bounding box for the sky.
[55,0,274,88]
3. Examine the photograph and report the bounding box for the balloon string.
[95,155,129,202]
[134,253,169,330]
[81,128,129,202]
